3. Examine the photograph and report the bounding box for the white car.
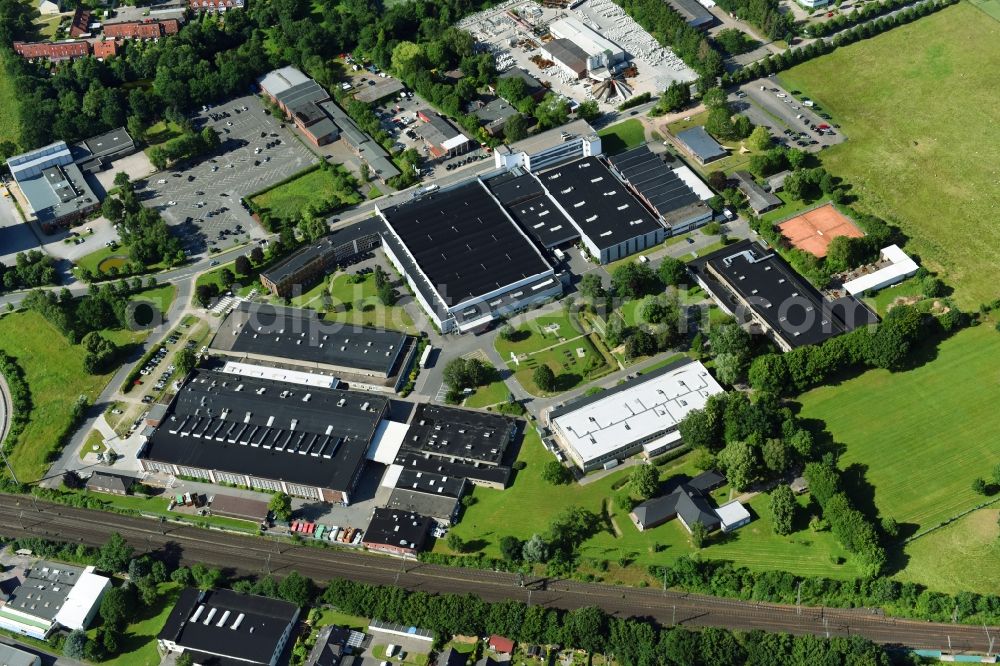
[776,93,787,98]
[167,201,177,206]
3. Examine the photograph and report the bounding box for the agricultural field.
[0,311,117,483]
[250,165,361,222]
[443,430,860,581]
[798,325,1000,535]
[597,119,646,155]
[896,509,1000,595]
[778,3,1000,307]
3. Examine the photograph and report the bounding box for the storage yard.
[457,0,696,111]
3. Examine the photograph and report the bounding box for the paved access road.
[0,495,995,655]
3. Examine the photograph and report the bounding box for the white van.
[386,645,397,657]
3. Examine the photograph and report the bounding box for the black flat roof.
[141,369,385,492]
[363,508,432,551]
[211,302,410,376]
[402,404,515,466]
[609,146,708,221]
[158,588,298,665]
[393,451,512,488]
[386,488,460,521]
[487,171,580,248]
[690,240,877,348]
[396,467,466,498]
[380,180,552,306]
[538,157,662,250]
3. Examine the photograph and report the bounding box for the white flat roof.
[53,569,110,631]
[258,66,310,97]
[367,421,409,465]
[380,463,404,488]
[551,360,724,465]
[220,361,338,388]
[441,134,470,150]
[673,165,714,201]
[714,500,750,528]
[842,244,919,295]
[549,17,625,59]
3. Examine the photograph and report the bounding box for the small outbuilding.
[714,501,751,532]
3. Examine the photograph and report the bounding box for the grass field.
[316,608,370,631]
[798,326,1000,534]
[494,313,584,359]
[778,3,1000,307]
[463,380,510,409]
[598,119,646,155]
[251,166,361,221]
[968,0,1000,20]
[74,244,169,278]
[322,272,416,334]
[88,583,181,666]
[896,508,1000,594]
[0,311,117,483]
[445,430,859,580]
[0,53,20,149]
[509,335,610,395]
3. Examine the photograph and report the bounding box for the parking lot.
[730,80,845,152]
[141,94,318,256]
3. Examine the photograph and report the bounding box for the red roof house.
[489,636,515,655]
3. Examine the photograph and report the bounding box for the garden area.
[597,119,646,155]
[74,244,171,280]
[319,272,417,334]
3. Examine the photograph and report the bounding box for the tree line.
[715,0,794,41]
[0,250,59,293]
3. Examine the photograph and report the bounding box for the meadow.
[778,3,1000,307]
[250,165,361,222]
[597,119,646,155]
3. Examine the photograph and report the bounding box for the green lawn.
[144,120,185,146]
[315,608,370,631]
[798,326,1000,534]
[896,508,1000,595]
[597,119,646,155]
[759,192,831,225]
[861,276,925,316]
[73,244,168,278]
[494,312,584,359]
[968,0,1000,20]
[251,166,361,222]
[464,380,511,409]
[509,335,610,396]
[0,53,20,148]
[778,3,1000,307]
[0,311,118,483]
[79,491,258,532]
[79,429,106,460]
[321,272,416,334]
[90,582,182,666]
[445,430,859,581]
[637,352,689,375]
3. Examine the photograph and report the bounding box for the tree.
[576,100,600,121]
[443,357,493,391]
[446,532,466,553]
[658,257,687,287]
[701,87,727,109]
[992,463,1000,488]
[195,284,217,307]
[65,630,88,660]
[175,347,197,376]
[171,567,194,586]
[278,571,314,606]
[191,564,223,590]
[713,352,745,386]
[705,106,735,140]
[921,276,946,298]
[269,492,293,522]
[220,268,236,289]
[611,262,657,299]
[521,534,548,563]
[689,520,709,548]
[578,273,605,301]
[533,364,557,392]
[234,255,252,277]
[749,353,789,393]
[972,477,988,495]
[97,533,134,573]
[769,485,796,535]
[718,440,757,491]
[630,463,659,500]
[503,113,528,142]
[761,438,789,475]
[176,654,194,666]
[656,80,690,114]
[100,586,131,629]
[747,125,772,151]
[535,93,569,130]
[541,460,572,485]
[249,246,265,265]
[499,536,523,562]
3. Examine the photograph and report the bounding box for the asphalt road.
[0,495,995,655]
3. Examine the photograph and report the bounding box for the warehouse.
[668,0,717,29]
[138,369,388,503]
[158,588,299,666]
[541,38,590,79]
[209,302,417,392]
[493,119,601,172]
[690,239,877,351]
[609,145,714,234]
[362,509,433,556]
[675,126,727,165]
[547,17,627,75]
[550,359,724,471]
[383,466,467,524]
[378,180,561,333]
[401,404,516,468]
[486,171,581,249]
[536,156,665,264]
[0,562,110,639]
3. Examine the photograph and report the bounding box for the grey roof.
[258,66,311,97]
[4,561,85,622]
[306,625,355,666]
[141,369,386,492]
[211,302,411,377]
[537,156,663,250]
[208,494,270,522]
[363,509,432,551]
[675,126,727,163]
[689,239,877,348]
[17,161,98,224]
[542,38,588,74]
[261,217,383,286]
[402,404,515,467]
[386,487,460,522]
[86,472,135,493]
[688,470,726,493]
[158,588,299,665]
[0,643,41,666]
[415,110,464,147]
[319,101,399,179]
[437,648,468,666]
[631,484,719,530]
[668,0,716,27]
[609,145,711,225]
[732,171,781,214]
[81,127,134,159]
[471,97,518,128]
[504,118,597,157]
[353,77,405,104]
[486,171,581,248]
[378,179,554,307]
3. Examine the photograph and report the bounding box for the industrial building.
[361,508,434,556]
[493,119,601,172]
[158,588,300,666]
[536,156,665,264]
[840,245,919,296]
[138,369,388,503]
[0,644,40,666]
[209,302,417,393]
[732,171,782,215]
[486,171,581,249]
[0,562,110,639]
[377,180,561,333]
[6,141,99,231]
[545,17,627,77]
[668,0,718,28]
[415,110,472,159]
[259,217,382,297]
[609,145,715,234]
[259,67,398,181]
[675,126,727,165]
[550,359,724,471]
[382,465,468,524]
[690,239,877,351]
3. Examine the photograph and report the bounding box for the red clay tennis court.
[776,204,864,257]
